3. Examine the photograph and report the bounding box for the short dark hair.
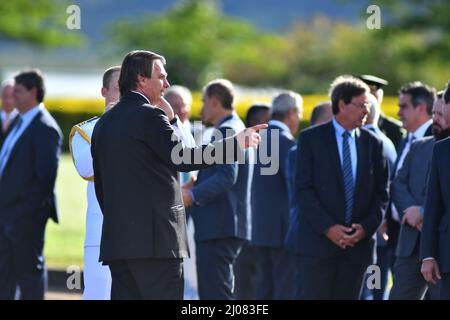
[102,66,121,89]
[329,75,369,115]
[310,101,332,126]
[204,79,235,110]
[118,50,166,96]
[14,69,45,103]
[444,82,450,104]
[245,103,270,127]
[399,81,436,115]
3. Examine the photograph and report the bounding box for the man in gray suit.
[389,90,450,299]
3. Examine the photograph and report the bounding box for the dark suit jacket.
[0,115,20,149]
[377,114,406,152]
[385,124,432,249]
[420,137,450,273]
[251,124,296,247]
[91,92,241,262]
[190,114,251,242]
[391,136,435,258]
[0,108,62,236]
[284,145,300,253]
[294,121,389,261]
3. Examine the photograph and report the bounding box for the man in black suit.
[295,75,389,299]
[421,83,450,299]
[0,70,62,299]
[0,80,19,148]
[91,50,265,300]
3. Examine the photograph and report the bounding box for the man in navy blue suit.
[295,75,389,299]
[182,79,252,300]
[252,91,303,299]
[0,70,62,299]
[421,82,450,299]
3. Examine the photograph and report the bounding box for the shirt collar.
[216,113,235,128]
[411,119,432,140]
[1,109,18,121]
[19,103,43,124]
[333,117,356,139]
[131,91,151,104]
[268,120,293,138]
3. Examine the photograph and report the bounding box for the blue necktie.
[0,117,23,176]
[342,131,354,226]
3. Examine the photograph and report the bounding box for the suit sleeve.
[360,138,389,237]
[145,109,241,172]
[191,127,239,206]
[391,142,417,216]
[12,125,62,222]
[91,133,104,213]
[295,131,337,235]
[420,144,444,260]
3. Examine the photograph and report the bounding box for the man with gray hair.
[0,80,19,148]
[252,90,303,299]
[310,101,333,127]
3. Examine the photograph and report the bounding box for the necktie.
[0,117,23,176]
[342,131,354,226]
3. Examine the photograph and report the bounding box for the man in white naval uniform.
[71,67,198,299]
[70,66,121,299]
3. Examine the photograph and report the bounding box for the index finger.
[249,124,268,132]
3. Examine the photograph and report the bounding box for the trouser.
[195,237,245,300]
[108,257,184,300]
[296,254,369,300]
[83,245,112,300]
[254,246,296,300]
[233,243,257,300]
[389,250,440,300]
[0,216,48,300]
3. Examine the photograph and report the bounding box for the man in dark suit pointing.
[91,50,266,300]
[294,75,389,299]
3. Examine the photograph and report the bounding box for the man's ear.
[101,87,107,98]
[136,74,146,88]
[211,96,220,109]
[338,99,346,113]
[418,103,428,115]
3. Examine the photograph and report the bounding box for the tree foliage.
[109,0,449,93]
[0,0,83,47]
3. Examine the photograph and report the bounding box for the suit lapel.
[5,111,40,168]
[354,128,366,206]
[325,122,344,191]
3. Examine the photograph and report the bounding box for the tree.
[108,0,288,89]
[0,0,83,47]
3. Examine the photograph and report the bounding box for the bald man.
[0,80,19,148]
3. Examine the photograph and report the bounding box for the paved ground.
[45,291,82,300]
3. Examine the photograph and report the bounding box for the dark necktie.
[342,131,354,226]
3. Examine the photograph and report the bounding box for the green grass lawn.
[45,153,86,270]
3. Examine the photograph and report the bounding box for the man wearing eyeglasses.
[294,75,389,299]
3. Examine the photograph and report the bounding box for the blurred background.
[0,0,448,275]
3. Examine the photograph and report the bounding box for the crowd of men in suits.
[0,50,449,300]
